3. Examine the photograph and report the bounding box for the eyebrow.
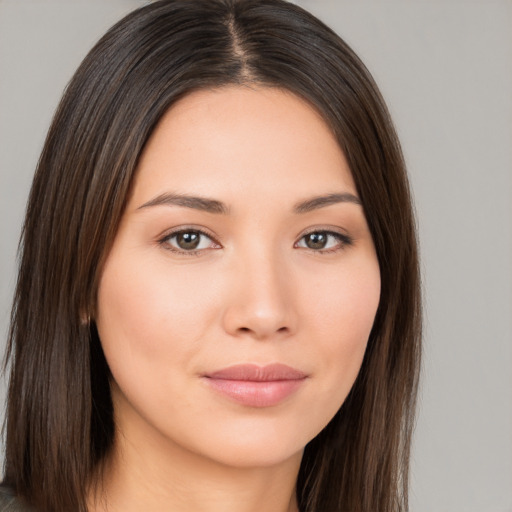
[137,192,230,214]
[293,192,361,213]
[137,191,361,215]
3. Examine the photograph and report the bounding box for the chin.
[200,438,305,470]
[174,413,322,470]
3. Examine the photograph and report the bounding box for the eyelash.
[158,227,218,257]
[298,228,353,254]
[158,227,353,257]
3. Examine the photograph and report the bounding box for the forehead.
[130,85,356,207]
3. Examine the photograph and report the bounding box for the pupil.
[306,232,327,249]
[177,232,200,250]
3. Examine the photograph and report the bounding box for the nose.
[221,249,297,341]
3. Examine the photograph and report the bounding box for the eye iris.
[306,232,328,249]
[176,232,200,250]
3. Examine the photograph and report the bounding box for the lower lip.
[204,378,305,407]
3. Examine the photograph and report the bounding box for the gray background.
[1,1,511,511]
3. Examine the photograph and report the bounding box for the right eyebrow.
[137,192,230,215]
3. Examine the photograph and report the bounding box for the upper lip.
[204,363,307,382]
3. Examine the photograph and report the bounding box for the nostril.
[236,326,289,336]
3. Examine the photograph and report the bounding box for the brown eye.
[296,230,352,252]
[175,232,201,250]
[304,232,328,250]
[162,229,218,253]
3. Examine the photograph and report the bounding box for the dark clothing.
[0,488,34,512]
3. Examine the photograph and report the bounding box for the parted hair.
[2,1,421,511]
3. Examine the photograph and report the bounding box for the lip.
[203,364,308,408]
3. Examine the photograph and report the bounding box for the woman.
[1,1,421,511]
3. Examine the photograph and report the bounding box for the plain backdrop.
[1,1,511,511]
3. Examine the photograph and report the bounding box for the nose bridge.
[222,240,296,340]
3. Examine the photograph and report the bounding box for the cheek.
[303,256,380,404]
[95,251,219,372]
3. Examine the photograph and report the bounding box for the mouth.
[202,363,308,408]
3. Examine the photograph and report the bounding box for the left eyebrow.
[293,193,361,214]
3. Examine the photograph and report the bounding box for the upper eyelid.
[160,226,349,240]
[299,224,350,236]
[160,225,219,242]
[298,227,353,245]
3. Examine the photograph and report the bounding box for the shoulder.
[0,487,35,512]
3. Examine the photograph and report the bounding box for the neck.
[88,417,302,512]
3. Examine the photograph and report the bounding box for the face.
[96,86,380,469]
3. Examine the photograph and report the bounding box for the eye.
[295,230,352,252]
[160,228,220,254]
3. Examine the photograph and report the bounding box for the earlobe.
[80,309,93,326]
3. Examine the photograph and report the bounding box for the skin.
[92,86,381,512]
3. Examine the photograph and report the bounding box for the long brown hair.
[3,1,421,511]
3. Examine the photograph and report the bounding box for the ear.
[79,307,93,326]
